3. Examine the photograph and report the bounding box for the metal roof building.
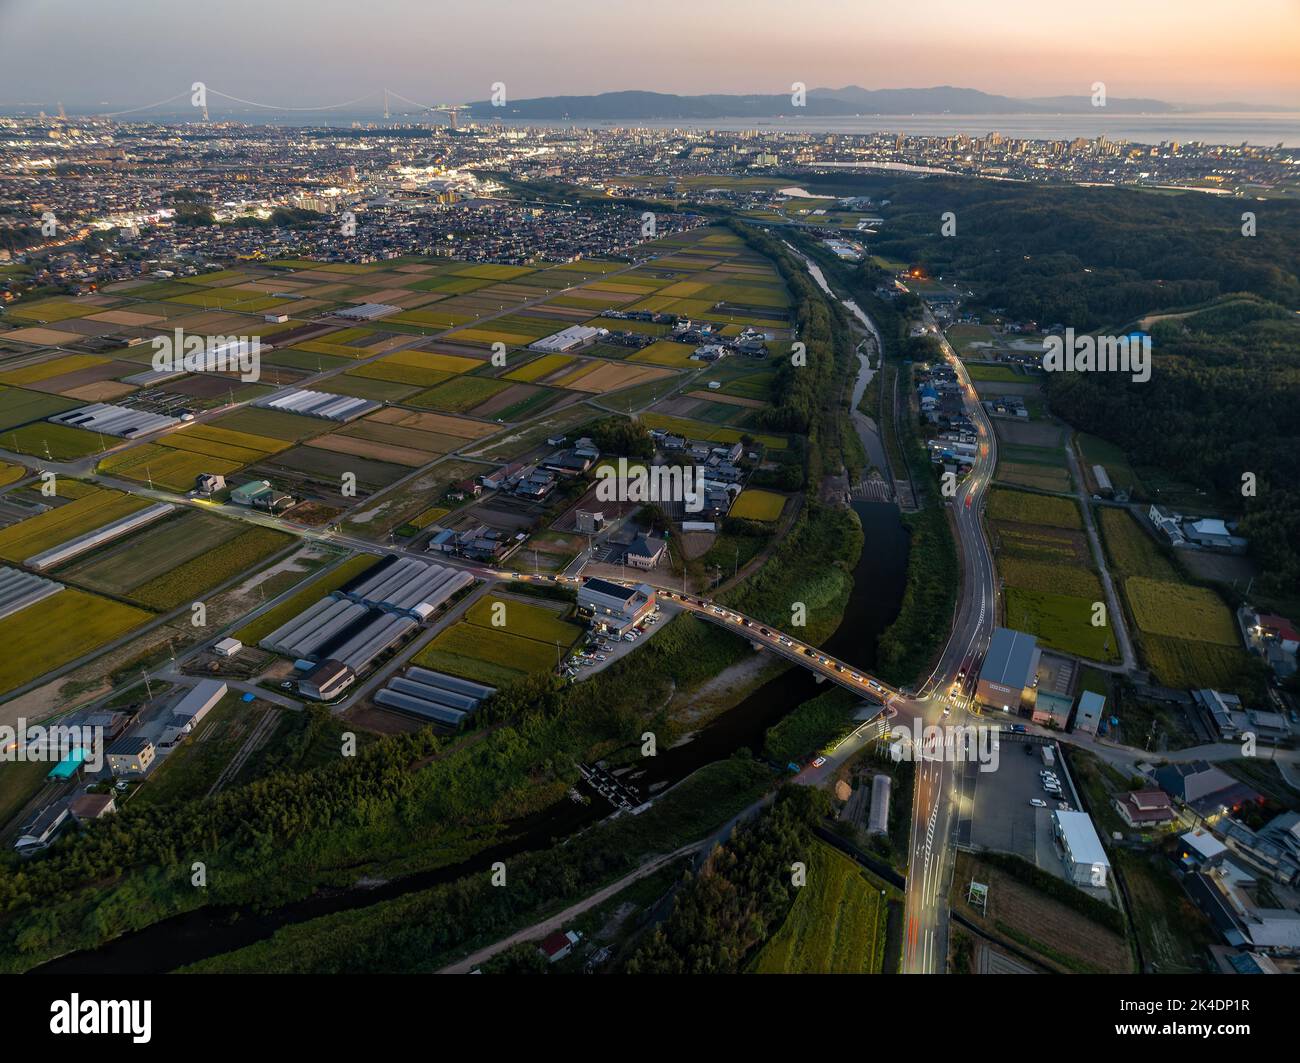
[374,666,496,727]
[173,680,227,722]
[0,566,64,621]
[867,773,891,835]
[341,557,473,619]
[251,388,380,422]
[335,303,400,320]
[975,627,1040,712]
[26,502,174,571]
[49,403,179,438]
[1051,809,1110,887]
[529,324,604,353]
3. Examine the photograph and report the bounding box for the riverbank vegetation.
[623,786,828,973]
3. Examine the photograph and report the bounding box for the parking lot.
[565,603,681,679]
[955,733,1079,879]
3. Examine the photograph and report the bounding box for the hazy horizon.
[1,0,1297,111]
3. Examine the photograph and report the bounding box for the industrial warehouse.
[259,555,476,693]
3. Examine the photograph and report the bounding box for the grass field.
[1005,587,1119,662]
[1077,433,1142,496]
[0,589,152,695]
[964,364,1024,383]
[987,487,1081,529]
[1124,577,1238,645]
[749,840,894,974]
[1114,849,1213,972]
[0,487,151,562]
[729,489,786,522]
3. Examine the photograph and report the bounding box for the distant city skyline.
[1,0,1297,111]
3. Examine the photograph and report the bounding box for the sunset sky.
[1,0,1297,109]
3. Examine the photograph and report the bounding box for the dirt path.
[437,841,700,974]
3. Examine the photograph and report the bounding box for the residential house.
[1114,789,1177,828]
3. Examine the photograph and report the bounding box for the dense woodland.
[623,786,829,973]
[798,173,1300,596]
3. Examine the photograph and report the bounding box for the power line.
[97,89,192,117]
[207,88,381,112]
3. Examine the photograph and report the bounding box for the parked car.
[1029,799,1047,808]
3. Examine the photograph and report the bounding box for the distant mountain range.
[465,85,1288,120]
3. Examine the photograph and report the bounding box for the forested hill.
[805,173,1300,595]
[1050,297,1300,594]
[798,173,1300,330]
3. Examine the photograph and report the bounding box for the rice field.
[729,489,786,522]
[749,840,893,974]
[1124,577,1238,645]
[639,412,786,450]
[100,444,244,491]
[0,589,152,696]
[1004,587,1119,662]
[0,487,152,562]
[504,353,574,383]
[0,387,82,432]
[414,623,558,684]
[1098,508,1178,581]
[408,376,510,413]
[987,487,1081,530]
[127,525,293,610]
[413,595,580,684]
[58,510,244,597]
[1,422,108,461]
[463,594,582,647]
[630,340,699,367]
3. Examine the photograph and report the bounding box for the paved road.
[899,309,1000,975]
